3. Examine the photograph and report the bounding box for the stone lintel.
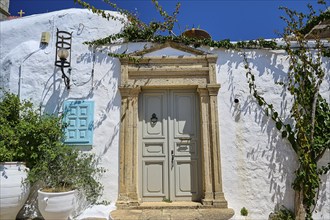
[121,55,214,65]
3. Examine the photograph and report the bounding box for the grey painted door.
[139,90,200,202]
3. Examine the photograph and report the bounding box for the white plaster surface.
[1,9,329,220]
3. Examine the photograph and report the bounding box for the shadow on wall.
[41,44,121,112]
[218,49,297,215]
[41,45,122,155]
[42,66,69,114]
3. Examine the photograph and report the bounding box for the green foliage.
[162,197,172,203]
[269,206,295,220]
[299,8,330,35]
[73,0,330,62]
[70,0,326,61]
[28,145,105,204]
[0,92,64,169]
[240,207,248,216]
[74,0,279,54]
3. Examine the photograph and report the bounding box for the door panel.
[143,161,165,196]
[139,90,200,202]
[175,142,196,156]
[143,92,166,138]
[143,143,165,156]
[173,93,196,136]
[175,160,198,196]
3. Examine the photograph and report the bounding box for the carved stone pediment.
[119,42,217,88]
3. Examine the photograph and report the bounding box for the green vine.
[244,5,330,219]
[74,0,329,60]
[74,0,281,52]
[299,4,330,35]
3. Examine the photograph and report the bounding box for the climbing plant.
[244,3,330,220]
[73,0,330,219]
[74,0,281,53]
[74,0,330,55]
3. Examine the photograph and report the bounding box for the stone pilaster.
[197,87,213,206]
[117,86,141,207]
[207,84,228,208]
[208,63,217,84]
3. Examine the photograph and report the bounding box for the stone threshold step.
[121,202,227,210]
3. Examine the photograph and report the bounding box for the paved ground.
[110,202,234,220]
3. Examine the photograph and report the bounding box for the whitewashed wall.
[214,48,329,220]
[0,9,329,220]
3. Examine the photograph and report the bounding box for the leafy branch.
[244,4,330,219]
[243,53,297,152]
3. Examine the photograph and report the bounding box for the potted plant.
[28,144,105,220]
[0,92,76,219]
[182,28,211,40]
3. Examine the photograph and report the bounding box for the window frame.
[63,100,94,146]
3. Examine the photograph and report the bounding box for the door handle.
[171,150,174,168]
[179,137,191,142]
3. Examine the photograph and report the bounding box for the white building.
[0,9,329,220]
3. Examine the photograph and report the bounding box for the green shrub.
[269,206,294,220]
[28,145,105,204]
[240,207,248,216]
[0,92,64,169]
[0,91,105,205]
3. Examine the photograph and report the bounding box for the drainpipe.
[18,48,42,101]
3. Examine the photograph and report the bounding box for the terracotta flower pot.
[182,28,211,40]
[0,162,29,220]
[38,189,76,220]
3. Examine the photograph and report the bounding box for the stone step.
[137,202,203,209]
[110,207,234,220]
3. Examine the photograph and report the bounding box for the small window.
[63,100,94,145]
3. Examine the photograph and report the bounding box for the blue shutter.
[63,100,94,145]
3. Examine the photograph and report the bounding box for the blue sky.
[9,0,329,41]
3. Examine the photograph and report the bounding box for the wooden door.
[139,90,200,202]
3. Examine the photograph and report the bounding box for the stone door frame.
[116,42,229,209]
